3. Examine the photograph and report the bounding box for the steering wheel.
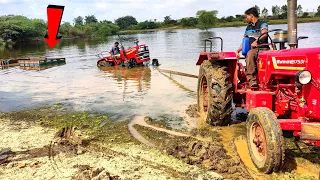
[256,29,283,49]
[96,51,108,58]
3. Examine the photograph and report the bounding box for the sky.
[0,0,319,23]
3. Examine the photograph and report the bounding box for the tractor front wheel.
[197,60,233,126]
[246,107,285,174]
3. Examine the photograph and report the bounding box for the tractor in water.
[196,0,320,174]
[96,38,159,69]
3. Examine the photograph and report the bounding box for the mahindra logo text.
[276,59,305,65]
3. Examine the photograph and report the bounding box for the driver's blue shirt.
[111,46,120,55]
[245,19,268,46]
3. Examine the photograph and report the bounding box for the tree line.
[1,4,319,48]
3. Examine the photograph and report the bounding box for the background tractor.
[96,38,153,69]
[196,0,320,174]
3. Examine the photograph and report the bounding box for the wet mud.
[186,104,200,118]
[1,104,320,179]
[0,106,223,179]
[133,122,252,180]
[132,105,320,180]
[72,165,120,180]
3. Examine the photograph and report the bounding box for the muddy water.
[1,23,320,126]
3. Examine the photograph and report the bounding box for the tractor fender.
[196,52,212,66]
[196,52,238,65]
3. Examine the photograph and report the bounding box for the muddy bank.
[0,106,222,180]
[183,104,320,180]
[72,166,119,180]
[133,123,252,180]
[1,104,320,180]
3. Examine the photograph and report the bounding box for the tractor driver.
[236,7,269,88]
[110,42,121,58]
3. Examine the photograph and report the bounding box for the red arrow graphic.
[44,5,64,48]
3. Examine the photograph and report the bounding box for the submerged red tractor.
[196,0,320,174]
[96,38,158,69]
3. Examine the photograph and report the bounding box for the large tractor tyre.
[124,59,137,69]
[123,60,132,69]
[197,60,233,126]
[246,107,285,174]
[98,60,113,67]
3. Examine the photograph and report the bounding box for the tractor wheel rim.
[99,61,107,66]
[250,122,266,161]
[200,76,209,114]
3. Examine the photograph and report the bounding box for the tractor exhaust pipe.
[287,0,298,49]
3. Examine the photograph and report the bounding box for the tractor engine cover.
[246,91,274,110]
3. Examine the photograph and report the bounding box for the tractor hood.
[301,47,320,120]
[258,47,320,83]
[258,47,320,120]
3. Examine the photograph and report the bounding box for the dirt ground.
[0,107,222,180]
[0,104,320,180]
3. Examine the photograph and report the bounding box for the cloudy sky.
[0,0,319,23]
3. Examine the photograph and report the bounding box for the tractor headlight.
[296,70,312,85]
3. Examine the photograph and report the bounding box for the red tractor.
[96,38,155,68]
[196,0,320,174]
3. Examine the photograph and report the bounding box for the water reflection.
[19,63,66,71]
[198,31,218,52]
[198,30,216,40]
[99,66,151,92]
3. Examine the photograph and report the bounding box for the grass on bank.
[119,17,320,34]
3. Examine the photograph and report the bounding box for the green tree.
[196,10,218,30]
[96,23,119,37]
[164,15,171,23]
[225,16,234,22]
[85,15,98,24]
[180,17,198,27]
[163,15,177,25]
[280,5,288,19]
[74,16,84,27]
[100,20,112,24]
[0,15,47,45]
[115,16,138,30]
[262,7,268,19]
[234,14,245,22]
[272,5,281,18]
[59,22,72,36]
[0,14,120,43]
[253,5,260,16]
[297,4,303,17]
[301,12,309,18]
[136,20,158,29]
[315,5,320,17]
[219,17,226,23]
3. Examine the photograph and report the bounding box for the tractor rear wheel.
[246,107,285,174]
[197,60,233,126]
[98,60,113,67]
[124,58,137,69]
